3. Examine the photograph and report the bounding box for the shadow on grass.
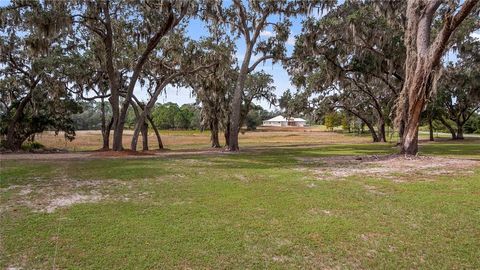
[2,140,478,185]
[420,142,480,157]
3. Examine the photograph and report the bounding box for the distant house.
[262,116,307,127]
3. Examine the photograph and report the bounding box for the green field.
[1,139,480,269]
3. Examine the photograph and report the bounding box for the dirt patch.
[91,149,156,157]
[297,155,479,182]
[235,174,248,182]
[43,193,102,213]
[308,208,333,216]
[0,148,229,161]
[0,179,137,213]
[363,185,386,195]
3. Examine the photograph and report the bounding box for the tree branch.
[429,0,479,66]
[248,55,274,72]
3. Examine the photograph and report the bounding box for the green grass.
[1,141,479,269]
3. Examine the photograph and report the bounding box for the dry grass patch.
[33,128,371,151]
[298,155,479,182]
[0,179,141,214]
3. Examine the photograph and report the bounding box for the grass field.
[32,126,376,151]
[1,129,480,269]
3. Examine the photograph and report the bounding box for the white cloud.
[262,30,296,46]
[286,36,296,46]
[260,30,274,37]
[471,31,480,40]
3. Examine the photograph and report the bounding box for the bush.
[21,141,45,151]
[324,112,342,131]
[464,114,480,134]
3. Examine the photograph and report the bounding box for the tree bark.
[100,98,107,148]
[228,54,251,151]
[210,121,221,148]
[101,1,121,151]
[147,115,163,149]
[103,117,114,150]
[238,100,253,133]
[224,120,230,147]
[377,118,387,142]
[100,98,113,150]
[396,0,478,155]
[367,122,380,143]
[141,121,149,151]
[130,101,148,151]
[456,125,464,140]
[439,117,457,140]
[428,116,434,141]
[5,92,32,151]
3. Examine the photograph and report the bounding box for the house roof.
[265,116,287,122]
[293,118,306,122]
[264,116,306,122]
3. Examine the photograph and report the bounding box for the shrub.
[21,141,45,151]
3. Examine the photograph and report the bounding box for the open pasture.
[1,129,479,269]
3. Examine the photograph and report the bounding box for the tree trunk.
[456,124,464,140]
[141,121,149,151]
[102,1,121,151]
[439,117,457,139]
[343,107,379,143]
[428,116,434,141]
[131,117,149,151]
[400,57,432,154]
[396,0,478,155]
[398,119,405,143]
[100,98,113,150]
[113,109,126,151]
[210,121,221,148]
[102,117,114,150]
[130,101,148,151]
[377,119,387,142]
[148,116,163,149]
[367,122,380,143]
[5,93,32,151]
[228,75,246,151]
[224,120,230,147]
[100,98,107,148]
[238,100,252,133]
[228,45,252,151]
[112,13,177,151]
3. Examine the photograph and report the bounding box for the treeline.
[73,101,275,132]
[1,1,479,154]
[320,111,480,138]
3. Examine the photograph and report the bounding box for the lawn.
[1,131,479,269]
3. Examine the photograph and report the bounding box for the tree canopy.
[1,0,479,153]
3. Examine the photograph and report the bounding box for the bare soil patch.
[0,148,228,160]
[91,149,156,157]
[0,179,137,213]
[298,155,479,182]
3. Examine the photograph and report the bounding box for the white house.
[262,116,307,127]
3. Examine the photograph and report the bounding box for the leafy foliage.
[287,1,405,142]
[151,102,199,130]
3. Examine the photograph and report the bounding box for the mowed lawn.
[1,132,480,269]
